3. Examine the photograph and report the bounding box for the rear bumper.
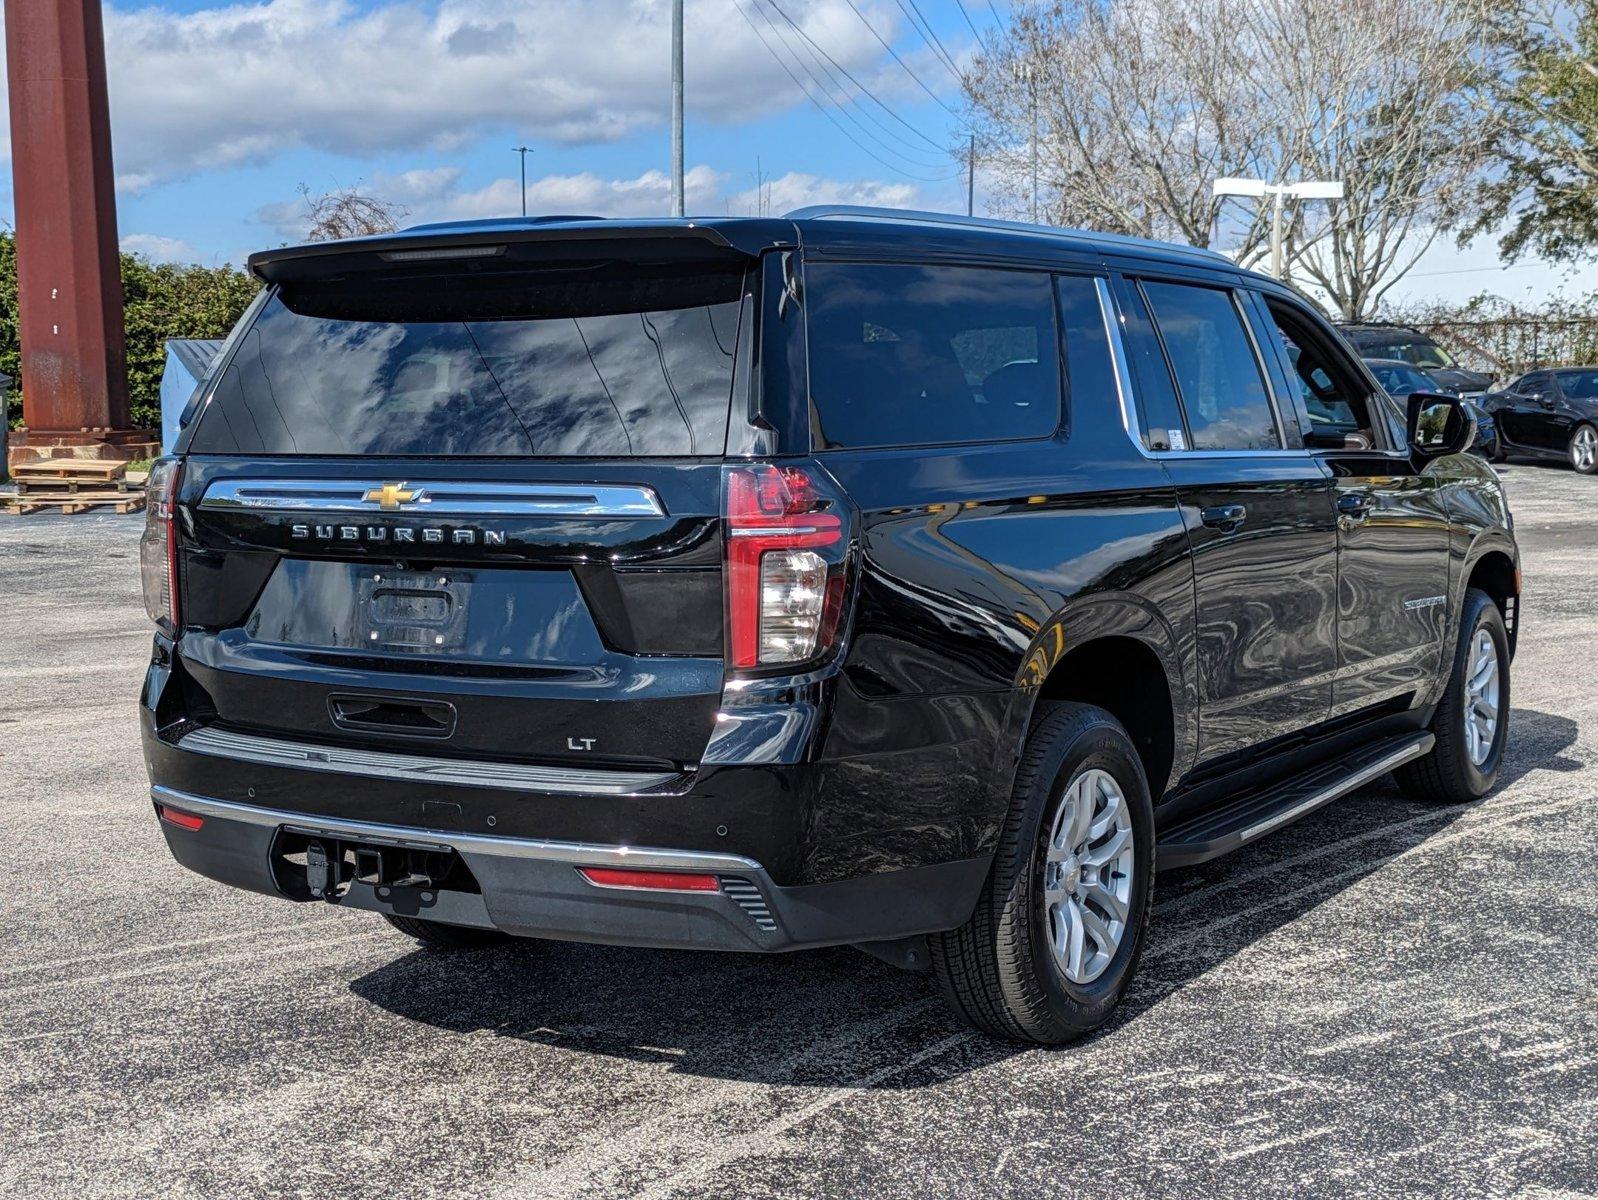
[152,785,988,954]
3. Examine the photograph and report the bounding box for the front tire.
[929,702,1155,1045]
[1570,423,1598,474]
[383,913,512,949]
[1396,588,1510,804]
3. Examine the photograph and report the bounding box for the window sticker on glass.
[1168,429,1187,451]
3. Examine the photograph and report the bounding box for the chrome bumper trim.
[176,725,681,796]
[151,786,764,872]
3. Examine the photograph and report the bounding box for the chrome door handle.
[1200,504,1247,532]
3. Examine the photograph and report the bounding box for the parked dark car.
[1364,357,1497,457]
[1484,367,1598,474]
[1339,323,1494,399]
[142,208,1520,1045]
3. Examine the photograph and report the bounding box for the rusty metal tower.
[5,0,145,465]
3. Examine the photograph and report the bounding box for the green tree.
[1475,0,1598,261]
[118,252,260,429]
[0,230,260,430]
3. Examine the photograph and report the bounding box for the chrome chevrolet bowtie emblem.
[363,482,421,510]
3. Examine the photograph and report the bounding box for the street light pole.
[671,0,685,218]
[1213,177,1344,280]
[1270,185,1287,280]
[513,145,531,217]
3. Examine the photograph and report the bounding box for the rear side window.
[1142,281,1281,451]
[187,262,747,456]
[1115,281,1186,451]
[805,263,1061,449]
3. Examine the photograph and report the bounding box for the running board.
[1156,731,1435,869]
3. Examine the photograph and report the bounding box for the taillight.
[724,463,848,669]
[139,458,183,633]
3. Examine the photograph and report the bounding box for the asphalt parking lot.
[2,461,1595,1200]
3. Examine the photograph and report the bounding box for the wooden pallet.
[10,458,128,485]
[14,475,131,494]
[0,491,146,516]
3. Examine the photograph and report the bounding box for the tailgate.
[174,458,725,769]
[165,245,758,772]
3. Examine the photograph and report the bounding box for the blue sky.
[0,0,1593,306]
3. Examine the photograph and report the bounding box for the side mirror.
[1407,392,1475,460]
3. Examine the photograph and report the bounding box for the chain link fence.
[1400,317,1598,378]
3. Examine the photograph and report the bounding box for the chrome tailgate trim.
[176,725,681,795]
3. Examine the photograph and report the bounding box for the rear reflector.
[577,867,720,892]
[157,805,205,831]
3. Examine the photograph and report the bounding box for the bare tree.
[298,183,410,242]
[965,0,1277,258]
[1255,0,1493,318]
[966,0,1494,320]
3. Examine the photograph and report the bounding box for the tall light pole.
[512,145,532,217]
[966,132,976,218]
[1213,176,1344,279]
[1024,63,1039,223]
[670,0,685,218]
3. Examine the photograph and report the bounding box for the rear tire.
[1569,423,1598,474]
[1395,588,1510,804]
[929,702,1155,1045]
[382,913,512,949]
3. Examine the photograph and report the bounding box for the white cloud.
[120,232,200,261]
[728,170,921,215]
[0,0,915,191]
[254,164,923,239]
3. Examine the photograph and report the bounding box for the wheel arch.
[1010,596,1192,802]
[1463,541,1520,659]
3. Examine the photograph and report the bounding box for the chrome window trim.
[152,785,763,872]
[176,725,683,796]
[1093,275,1314,461]
[198,479,667,519]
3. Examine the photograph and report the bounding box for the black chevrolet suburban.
[142,207,1519,1044]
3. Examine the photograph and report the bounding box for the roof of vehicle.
[1362,357,1438,372]
[1338,324,1431,338]
[245,206,1255,284]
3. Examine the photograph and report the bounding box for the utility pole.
[513,145,531,217]
[966,133,976,217]
[671,0,685,218]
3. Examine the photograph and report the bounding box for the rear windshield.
[186,261,748,456]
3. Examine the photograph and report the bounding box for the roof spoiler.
[246,219,766,284]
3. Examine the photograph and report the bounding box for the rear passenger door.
[1111,274,1338,763]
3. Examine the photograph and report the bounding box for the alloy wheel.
[1042,767,1134,984]
[1463,627,1501,767]
[1572,426,1597,472]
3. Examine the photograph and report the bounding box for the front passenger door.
[1255,296,1452,719]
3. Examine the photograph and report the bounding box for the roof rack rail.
[783,204,1234,264]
